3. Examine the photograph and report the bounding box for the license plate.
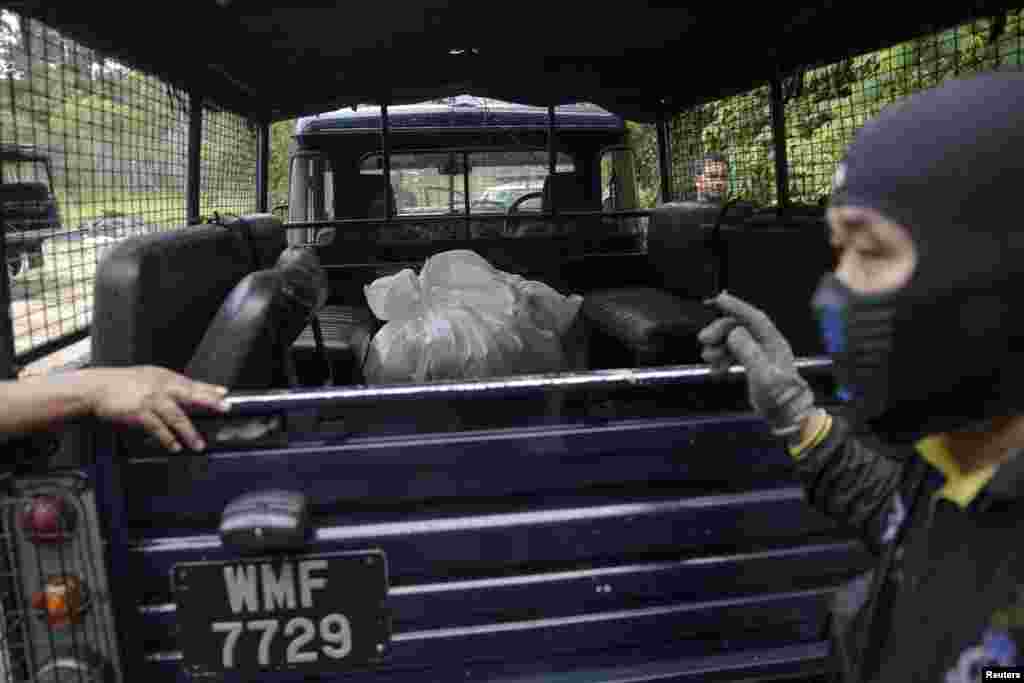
[173,550,390,677]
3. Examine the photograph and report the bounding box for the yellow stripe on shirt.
[785,413,998,508]
[915,434,998,509]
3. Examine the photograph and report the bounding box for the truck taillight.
[6,476,122,681]
[20,494,76,544]
[31,574,90,627]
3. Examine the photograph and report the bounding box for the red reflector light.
[20,495,76,544]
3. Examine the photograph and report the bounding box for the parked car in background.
[0,145,69,278]
[470,181,544,212]
[2,144,154,281]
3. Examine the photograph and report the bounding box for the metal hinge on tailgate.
[153,413,281,490]
[157,407,320,464]
[163,410,321,497]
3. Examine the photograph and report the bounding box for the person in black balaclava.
[698,70,1024,682]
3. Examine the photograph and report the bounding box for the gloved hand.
[698,292,817,437]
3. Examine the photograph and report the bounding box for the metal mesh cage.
[199,108,258,218]
[668,86,776,205]
[0,12,189,364]
[654,9,1024,208]
[785,11,1024,204]
[0,11,261,368]
[0,474,121,682]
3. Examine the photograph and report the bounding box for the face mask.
[817,73,1024,446]
[810,273,900,434]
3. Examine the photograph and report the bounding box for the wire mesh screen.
[785,11,1024,204]
[0,475,121,682]
[0,11,262,367]
[667,86,776,205]
[651,9,1024,207]
[0,11,189,364]
[199,108,258,218]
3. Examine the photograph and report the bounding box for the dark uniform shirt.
[789,412,1024,682]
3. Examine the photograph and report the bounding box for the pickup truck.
[0,2,1018,682]
[1,146,151,280]
[0,145,67,278]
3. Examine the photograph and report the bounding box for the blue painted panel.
[129,489,843,593]
[102,412,854,682]
[296,98,624,136]
[137,542,867,650]
[454,641,832,683]
[144,640,832,683]
[123,416,789,524]
[139,593,831,682]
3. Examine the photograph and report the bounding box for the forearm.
[785,410,907,556]
[0,370,97,443]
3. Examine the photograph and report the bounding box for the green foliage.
[55,189,184,228]
[5,10,1022,225]
[0,16,257,223]
[626,122,659,208]
[269,118,295,209]
[627,9,1024,208]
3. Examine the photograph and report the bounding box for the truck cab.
[0,145,62,278]
[287,96,639,246]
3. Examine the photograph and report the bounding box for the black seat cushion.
[583,288,715,366]
[92,213,285,372]
[542,172,599,213]
[723,215,832,357]
[646,201,723,299]
[645,201,758,297]
[534,172,604,245]
[186,261,325,390]
[292,305,380,384]
[275,246,329,313]
[334,175,396,219]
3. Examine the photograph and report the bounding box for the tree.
[627,10,1024,208]
[627,122,659,208]
[269,118,295,209]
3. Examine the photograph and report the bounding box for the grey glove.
[698,292,816,437]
